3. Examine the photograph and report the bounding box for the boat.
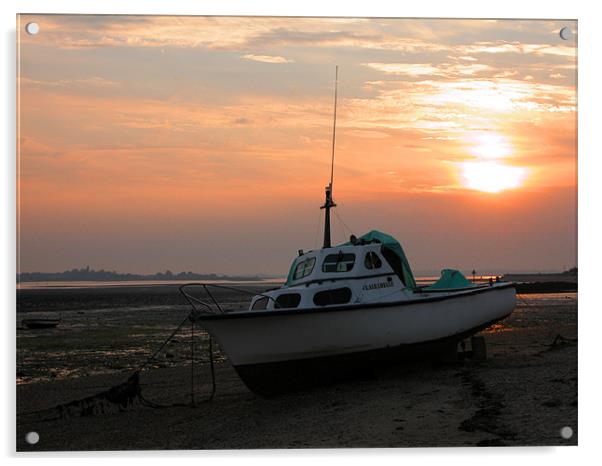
[21,317,61,329]
[181,67,516,396]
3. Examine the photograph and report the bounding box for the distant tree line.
[17,266,266,282]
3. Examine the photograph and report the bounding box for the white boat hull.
[195,283,515,395]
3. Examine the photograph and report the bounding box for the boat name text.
[362,281,394,291]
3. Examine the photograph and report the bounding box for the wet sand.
[16,289,577,450]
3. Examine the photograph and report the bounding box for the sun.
[460,161,527,193]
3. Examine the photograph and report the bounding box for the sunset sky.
[17,15,577,276]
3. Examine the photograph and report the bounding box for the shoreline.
[515,282,577,294]
[17,281,576,314]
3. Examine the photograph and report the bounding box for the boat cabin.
[249,238,415,312]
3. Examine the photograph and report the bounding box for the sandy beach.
[16,287,577,450]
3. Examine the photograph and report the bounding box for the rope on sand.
[517,295,577,352]
[19,312,217,420]
[549,334,578,348]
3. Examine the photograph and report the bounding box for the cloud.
[364,63,440,76]
[363,62,496,78]
[19,76,120,89]
[242,54,292,64]
[462,41,575,58]
[18,18,576,192]
[18,137,63,158]
[234,117,251,124]
[16,16,455,54]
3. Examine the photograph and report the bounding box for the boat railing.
[178,283,279,316]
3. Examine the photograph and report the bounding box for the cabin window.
[251,297,269,310]
[293,257,316,280]
[275,293,302,309]
[364,252,382,270]
[313,287,352,306]
[322,253,356,273]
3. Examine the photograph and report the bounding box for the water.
[17,278,280,290]
[18,275,500,290]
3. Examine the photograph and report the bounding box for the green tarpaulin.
[424,269,472,290]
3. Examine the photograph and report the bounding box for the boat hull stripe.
[194,282,515,320]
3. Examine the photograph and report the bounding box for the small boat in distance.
[21,317,61,329]
[181,67,516,396]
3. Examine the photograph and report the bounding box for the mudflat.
[16,289,577,450]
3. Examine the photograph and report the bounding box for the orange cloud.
[242,54,293,64]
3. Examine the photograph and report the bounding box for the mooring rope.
[139,314,192,371]
[516,294,577,353]
[136,313,216,409]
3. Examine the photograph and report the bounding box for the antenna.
[321,66,339,249]
[330,65,338,188]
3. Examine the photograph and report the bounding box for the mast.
[321,65,338,249]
